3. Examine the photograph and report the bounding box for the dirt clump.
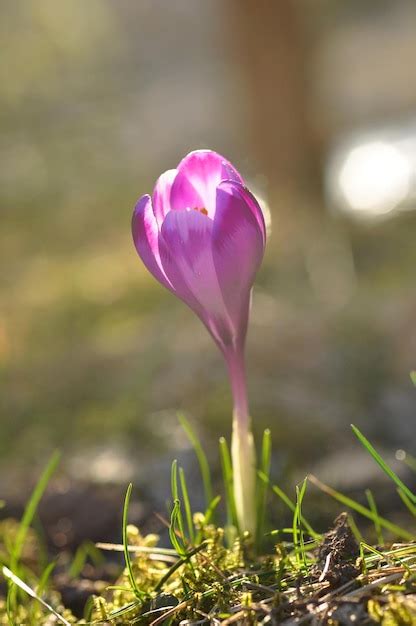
[313,512,360,588]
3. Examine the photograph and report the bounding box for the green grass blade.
[351,424,416,504]
[171,459,179,501]
[6,581,14,626]
[27,560,58,624]
[10,450,60,570]
[360,541,412,575]
[83,595,95,622]
[179,467,195,544]
[397,488,416,517]
[178,413,213,509]
[69,540,104,579]
[169,500,187,557]
[256,429,271,550]
[410,371,416,386]
[293,479,308,569]
[258,471,319,539]
[219,437,239,531]
[292,493,299,564]
[122,483,146,600]
[170,461,186,545]
[2,566,70,626]
[309,474,413,541]
[36,561,56,597]
[360,541,385,561]
[154,541,207,593]
[365,489,384,545]
[203,495,221,526]
[7,450,60,617]
[108,600,141,620]
[194,495,221,545]
[69,545,88,579]
[347,514,364,544]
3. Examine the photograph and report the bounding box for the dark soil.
[313,513,360,588]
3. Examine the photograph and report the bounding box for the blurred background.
[1,0,415,548]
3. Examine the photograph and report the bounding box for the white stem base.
[231,412,256,536]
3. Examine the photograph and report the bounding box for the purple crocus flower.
[132,150,266,534]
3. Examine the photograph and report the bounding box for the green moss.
[368,594,416,626]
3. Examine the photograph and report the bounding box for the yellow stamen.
[193,207,208,216]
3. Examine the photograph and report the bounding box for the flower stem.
[225,348,256,535]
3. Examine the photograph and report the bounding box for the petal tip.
[133,193,151,217]
[216,180,266,245]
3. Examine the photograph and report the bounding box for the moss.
[368,594,416,626]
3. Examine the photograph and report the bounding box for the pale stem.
[225,347,256,535]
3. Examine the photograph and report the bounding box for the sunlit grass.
[0,423,415,624]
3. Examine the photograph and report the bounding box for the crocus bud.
[132,149,266,534]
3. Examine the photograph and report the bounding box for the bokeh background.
[1,0,415,546]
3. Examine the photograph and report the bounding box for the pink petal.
[152,169,177,226]
[224,180,266,245]
[131,195,171,290]
[212,181,265,338]
[159,209,233,343]
[170,150,244,217]
[169,173,205,215]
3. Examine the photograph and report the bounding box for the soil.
[313,513,360,588]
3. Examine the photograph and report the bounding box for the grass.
[0,425,415,624]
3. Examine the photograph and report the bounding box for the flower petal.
[170,150,244,217]
[169,172,205,215]
[225,180,266,245]
[131,194,171,289]
[212,180,265,338]
[159,209,233,343]
[152,169,177,226]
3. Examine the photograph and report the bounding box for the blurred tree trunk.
[225,0,321,195]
